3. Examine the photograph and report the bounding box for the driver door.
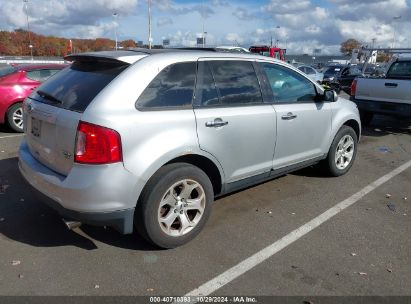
[257,62,333,169]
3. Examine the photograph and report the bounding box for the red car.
[0,63,67,132]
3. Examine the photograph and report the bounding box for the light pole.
[23,0,33,60]
[392,16,401,48]
[201,0,206,48]
[148,0,152,49]
[113,12,118,51]
[371,37,376,49]
[270,25,280,47]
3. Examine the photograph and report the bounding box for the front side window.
[260,63,317,103]
[208,60,263,105]
[137,62,196,109]
[306,67,316,75]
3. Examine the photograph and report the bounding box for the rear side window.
[26,69,58,82]
[194,61,220,107]
[0,66,17,77]
[209,60,263,105]
[31,60,128,112]
[136,62,196,109]
[387,61,411,78]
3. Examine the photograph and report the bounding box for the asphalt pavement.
[0,112,410,301]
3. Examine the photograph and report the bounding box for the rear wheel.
[135,163,213,249]
[324,126,358,177]
[7,102,24,132]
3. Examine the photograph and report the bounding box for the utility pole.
[148,0,152,49]
[392,16,401,48]
[23,0,33,60]
[113,12,118,51]
[273,25,280,47]
[202,0,206,48]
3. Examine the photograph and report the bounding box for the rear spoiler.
[64,54,129,64]
[64,50,149,64]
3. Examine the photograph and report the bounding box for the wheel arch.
[164,154,223,196]
[342,119,360,141]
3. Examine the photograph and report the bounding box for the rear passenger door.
[258,62,332,169]
[193,59,277,184]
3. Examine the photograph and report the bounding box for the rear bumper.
[30,186,134,234]
[18,139,140,234]
[351,97,411,117]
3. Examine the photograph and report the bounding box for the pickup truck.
[351,57,411,125]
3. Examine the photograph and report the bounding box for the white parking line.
[185,160,411,299]
[0,134,24,139]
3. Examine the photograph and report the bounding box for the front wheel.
[135,163,213,249]
[7,102,24,132]
[324,126,358,177]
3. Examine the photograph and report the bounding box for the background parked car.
[322,65,346,84]
[333,65,363,93]
[0,63,67,132]
[215,46,250,53]
[297,65,324,83]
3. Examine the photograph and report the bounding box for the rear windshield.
[0,66,17,77]
[324,67,342,76]
[30,60,128,112]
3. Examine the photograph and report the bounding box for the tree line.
[0,29,139,57]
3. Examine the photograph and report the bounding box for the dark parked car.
[333,65,363,93]
[322,65,346,84]
[0,63,67,132]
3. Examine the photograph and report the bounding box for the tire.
[324,126,358,177]
[7,102,24,133]
[135,163,214,249]
[359,111,373,126]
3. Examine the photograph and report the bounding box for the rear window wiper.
[37,90,63,105]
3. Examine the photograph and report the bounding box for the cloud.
[157,17,173,27]
[225,33,244,44]
[232,7,255,20]
[262,0,311,14]
[0,0,410,54]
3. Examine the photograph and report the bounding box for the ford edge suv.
[19,49,361,248]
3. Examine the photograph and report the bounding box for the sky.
[0,0,410,54]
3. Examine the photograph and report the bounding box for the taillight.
[351,79,357,96]
[75,121,122,164]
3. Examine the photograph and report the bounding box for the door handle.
[281,112,297,120]
[385,82,398,87]
[205,118,228,128]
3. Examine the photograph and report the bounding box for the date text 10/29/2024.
[149,296,258,303]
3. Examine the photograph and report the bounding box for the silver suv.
[19,49,361,248]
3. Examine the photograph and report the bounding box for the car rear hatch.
[24,54,133,176]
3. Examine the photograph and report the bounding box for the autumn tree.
[120,39,137,48]
[0,30,142,56]
[340,39,361,56]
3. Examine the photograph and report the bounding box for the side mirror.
[324,89,338,102]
